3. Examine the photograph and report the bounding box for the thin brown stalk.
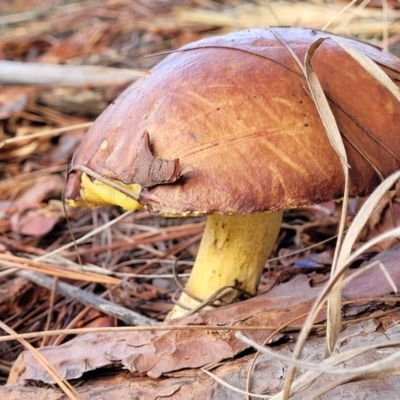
[0,320,83,400]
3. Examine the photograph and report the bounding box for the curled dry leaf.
[9,175,64,236]
[10,206,61,237]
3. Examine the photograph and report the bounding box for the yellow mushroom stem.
[167,210,283,319]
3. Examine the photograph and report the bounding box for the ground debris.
[1,0,400,396]
[3,321,400,399]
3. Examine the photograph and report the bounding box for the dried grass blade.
[237,332,400,375]
[306,366,400,400]
[330,226,400,298]
[268,27,304,75]
[201,368,271,399]
[267,36,349,353]
[0,253,121,285]
[332,0,373,34]
[341,260,398,294]
[237,331,400,399]
[34,210,134,262]
[305,35,350,360]
[280,171,400,399]
[334,170,400,280]
[281,33,400,395]
[280,36,352,398]
[333,38,400,102]
[0,320,83,400]
[322,0,358,31]
[304,38,349,167]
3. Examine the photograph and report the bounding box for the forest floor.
[1,0,400,399]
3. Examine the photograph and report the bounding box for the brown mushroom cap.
[66,27,400,216]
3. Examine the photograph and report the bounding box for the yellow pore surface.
[67,172,142,210]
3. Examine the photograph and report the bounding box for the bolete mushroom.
[65,27,400,319]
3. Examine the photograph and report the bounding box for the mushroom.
[65,27,400,319]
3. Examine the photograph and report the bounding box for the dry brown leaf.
[286,172,400,397]
[15,175,64,207]
[8,175,64,236]
[343,246,400,300]
[0,87,32,120]
[12,274,326,384]
[11,246,400,387]
[11,207,60,236]
[4,321,400,399]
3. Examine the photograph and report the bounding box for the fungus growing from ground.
[65,27,400,319]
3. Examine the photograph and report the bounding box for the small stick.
[0,61,145,86]
[19,270,158,327]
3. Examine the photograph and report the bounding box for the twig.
[0,122,92,149]
[0,61,145,86]
[19,270,157,326]
[0,253,121,285]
